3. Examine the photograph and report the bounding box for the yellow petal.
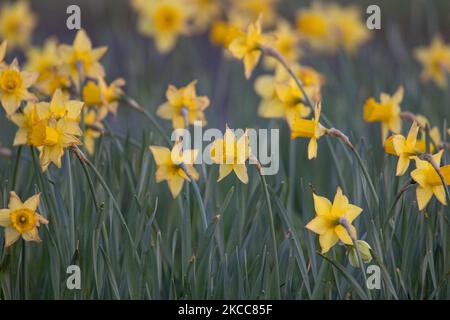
[8,191,23,210]
[0,209,11,227]
[433,185,447,205]
[254,75,275,99]
[243,50,261,79]
[66,101,84,120]
[319,230,339,254]
[307,137,318,160]
[74,29,92,51]
[217,164,233,182]
[233,164,248,184]
[432,150,444,166]
[22,228,41,242]
[258,100,285,119]
[396,155,410,176]
[335,224,354,245]
[345,204,362,223]
[406,121,419,146]
[305,216,331,234]
[23,194,40,211]
[156,102,175,119]
[416,186,433,210]
[4,228,20,247]
[313,193,332,216]
[331,187,349,218]
[167,175,184,198]
[150,146,171,165]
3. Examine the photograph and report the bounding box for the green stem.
[66,153,76,253]
[259,173,281,299]
[11,146,22,190]
[21,240,27,300]
[351,147,380,207]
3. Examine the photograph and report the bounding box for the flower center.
[10,208,37,234]
[0,70,22,93]
[154,5,182,32]
[29,120,60,147]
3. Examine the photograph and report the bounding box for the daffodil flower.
[0,1,36,50]
[306,187,362,254]
[150,143,199,198]
[210,126,250,184]
[384,121,420,176]
[59,29,107,86]
[411,150,450,210]
[0,192,48,247]
[0,59,37,115]
[156,80,210,129]
[229,16,268,79]
[363,86,403,141]
[83,77,125,118]
[290,103,326,160]
[36,88,84,125]
[415,37,450,88]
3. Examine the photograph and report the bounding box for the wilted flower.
[411,150,450,210]
[210,125,250,184]
[149,142,199,198]
[156,80,210,129]
[290,103,326,160]
[415,37,450,88]
[59,29,107,87]
[348,240,372,268]
[0,59,37,115]
[0,1,36,50]
[384,122,420,176]
[363,86,404,141]
[0,192,48,247]
[306,187,362,254]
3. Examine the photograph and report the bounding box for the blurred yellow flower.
[290,103,326,160]
[411,150,450,210]
[210,126,250,184]
[25,38,71,96]
[189,0,222,32]
[229,16,268,79]
[306,187,362,254]
[384,122,420,176]
[296,3,332,51]
[132,0,189,54]
[0,1,36,50]
[264,20,300,69]
[210,20,244,49]
[229,0,279,28]
[0,40,6,67]
[9,101,39,146]
[83,77,125,118]
[36,89,84,125]
[363,86,403,141]
[415,37,450,88]
[156,80,210,129]
[84,108,104,155]
[0,59,37,115]
[150,143,199,198]
[0,192,48,247]
[59,29,107,86]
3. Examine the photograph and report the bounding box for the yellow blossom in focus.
[363,86,404,141]
[384,122,420,176]
[411,150,450,210]
[210,126,250,184]
[83,77,125,118]
[0,59,37,115]
[59,29,107,86]
[36,89,84,125]
[83,108,104,155]
[290,103,326,160]
[0,192,48,247]
[0,1,36,50]
[156,80,210,129]
[415,37,450,88]
[149,142,199,198]
[264,20,300,69]
[132,0,190,54]
[9,101,39,146]
[306,187,362,254]
[228,16,268,79]
[25,38,71,96]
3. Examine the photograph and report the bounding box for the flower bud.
[348,240,372,267]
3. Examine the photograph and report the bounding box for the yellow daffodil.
[411,150,450,210]
[296,3,334,52]
[36,89,83,124]
[210,126,250,184]
[363,86,403,141]
[229,0,278,28]
[0,192,48,247]
[415,37,450,88]
[384,122,420,176]
[9,101,39,146]
[416,126,441,154]
[59,29,107,86]
[133,0,189,54]
[290,103,326,160]
[84,108,104,155]
[228,16,268,79]
[156,80,210,129]
[257,79,311,126]
[83,77,125,118]
[30,117,82,171]
[264,20,300,69]
[306,187,362,254]
[0,1,36,50]
[209,20,244,49]
[25,38,71,96]
[0,59,37,115]
[189,0,221,32]
[149,143,199,198]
